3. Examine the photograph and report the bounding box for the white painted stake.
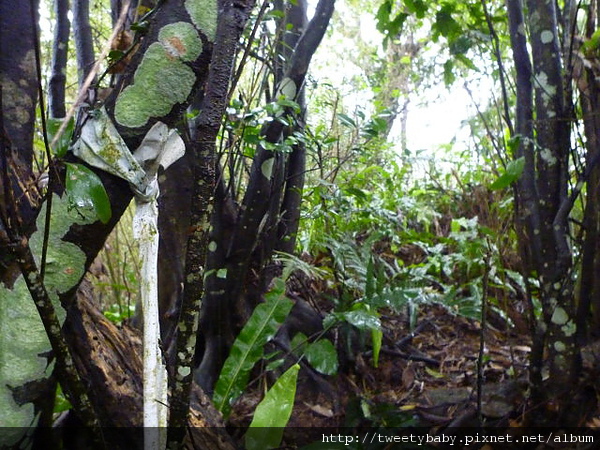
[72,112,184,450]
[134,195,168,450]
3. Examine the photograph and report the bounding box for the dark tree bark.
[507,0,583,424]
[0,0,41,250]
[274,0,308,255]
[72,0,96,85]
[48,0,71,119]
[195,0,335,392]
[574,0,600,348]
[167,0,257,438]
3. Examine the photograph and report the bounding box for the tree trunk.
[507,0,581,424]
[48,0,70,119]
[0,0,41,244]
[72,0,95,85]
[194,0,335,393]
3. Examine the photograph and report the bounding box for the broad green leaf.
[489,157,525,190]
[506,134,521,156]
[455,53,478,71]
[305,339,338,375]
[65,163,112,224]
[343,187,368,201]
[449,35,473,56]
[47,117,74,157]
[425,367,445,379]
[277,98,301,112]
[375,0,392,33]
[371,329,383,368]
[245,364,299,450]
[434,4,461,40]
[405,0,427,18]
[340,309,381,331]
[213,278,293,418]
[54,384,72,413]
[443,59,456,85]
[337,113,356,128]
[386,12,408,37]
[290,332,308,354]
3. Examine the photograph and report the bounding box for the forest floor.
[227,299,600,448]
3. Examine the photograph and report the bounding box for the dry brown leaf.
[303,402,334,418]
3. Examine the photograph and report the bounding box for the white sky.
[309,0,487,158]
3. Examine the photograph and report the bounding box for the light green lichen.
[0,193,91,441]
[540,147,557,166]
[115,23,200,128]
[554,341,566,352]
[29,194,92,308]
[178,366,191,378]
[0,75,33,126]
[277,77,297,100]
[261,157,275,180]
[562,320,577,337]
[551,307,569,325]
[158,22,203,62]
[540,30,554,44]
[185,0,218,41]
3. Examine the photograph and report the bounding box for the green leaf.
[489,157,525,190]
[47,117,74,157]
[108,49,125,64]
[337,113,356,128]
[245,364,299,450]
[443,59,456,85]
[375,0,393,33]
[277,98,301,112]
[305,339,338,375]
[54,384,72,413]
[506,134,521,156]
[449,35,472,56]
[405,0,427,18]
[290,332,308,354]
[371,329,383,368]
[65,163,112,224]
[386,12,408,37]
[455,53,478,71]
[130,20,149,32]
[213,278,294,418]
[434,4,461,40]
[339,309,381,331]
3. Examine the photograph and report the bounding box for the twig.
[477,244,491,425]
[396,320,432,347]
[373,347,440,366]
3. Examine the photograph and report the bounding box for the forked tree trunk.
[507,0,583,424]
[194,0,335,393]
